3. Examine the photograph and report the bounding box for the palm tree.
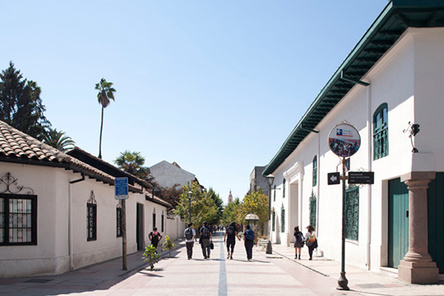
[95,78,116,159]
[42,128,75,152]
[114,150,149,179]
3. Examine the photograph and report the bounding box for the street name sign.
[328,172,341,185]
[115,177,129,200]
[348,171,374,184]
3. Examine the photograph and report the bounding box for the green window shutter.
[345,186,359,241]
[273,185,276,201]
[272,211,276,231]
[309,191,317,228]
[313,155,318,187]
[283,178,286,198]
[281,205,285,233]
[373,103,389,160]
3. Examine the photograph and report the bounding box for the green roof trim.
[263,0,444,176]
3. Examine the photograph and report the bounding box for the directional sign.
[348,171,374,184]
[328,172,341,185]
[115,177,129,200]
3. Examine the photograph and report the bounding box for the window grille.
[0,194,37,245]
[87,191,97,241]
[116,204,122,238]
[309,191,317,229]
[345,186,359,241]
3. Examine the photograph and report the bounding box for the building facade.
[0,121,184,278]
[249,166,270,196]
[149,160,197,189]
[264,1,444,284]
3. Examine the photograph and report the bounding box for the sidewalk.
[264,240,444,296]
[1,235,443,296]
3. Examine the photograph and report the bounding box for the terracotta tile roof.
[0,120,128,190]
[0,120,173,207]
[0,120,69,162]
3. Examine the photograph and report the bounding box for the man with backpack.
[184,223,196,260]
[148,227,162,252]
[224,222,240,260]
[199,221,212,259]
[243,225,256,261]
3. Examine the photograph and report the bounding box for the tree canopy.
[174,181,220,228]
[0,62,51,139]
[95,78,116,159]
[42,128,75,152]
[114,150,149,180]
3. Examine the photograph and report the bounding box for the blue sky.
[1,0,388,203]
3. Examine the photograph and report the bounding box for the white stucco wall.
[269,27,444,272]
[0,162,176,278]
[150,161,195,189]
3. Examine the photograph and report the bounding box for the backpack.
[308,233,316,242]
[296,232,304,243]
[201,227,210,238]
[185,228,193,240]
[245,229,254,241]
[227,226,234,235]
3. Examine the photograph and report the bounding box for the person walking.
[224,222,241,260]
[148,227,162,252]
[243,225,255,261]
[294,226,304,260]
[305,225,318,260]
[199,221,212,259]
[184,223,196,260]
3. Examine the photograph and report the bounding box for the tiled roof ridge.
[0,120,68,162]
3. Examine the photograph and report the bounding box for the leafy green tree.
[95,78,116,159]
[221,197,242,226]
[42,128,75,152]
[174,181,219,229]
[241,189,269,235]
[114,150,149,179]
[206,187,224,222]
[0,62,51,139]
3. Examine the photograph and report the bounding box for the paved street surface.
[1,231,443,296]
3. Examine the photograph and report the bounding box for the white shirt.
[184,228,196,243]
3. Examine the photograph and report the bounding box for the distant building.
[249,166,269,196]
[149,160,198,189]
[227,190,233,203]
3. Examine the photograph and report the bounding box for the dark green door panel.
[428,173,444,273]
[388,178,409,269]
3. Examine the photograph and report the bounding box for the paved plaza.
[1,232,443,296]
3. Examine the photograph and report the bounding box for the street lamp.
[265,175,275,254]
[188,191,192,223]
[266,174,275,220]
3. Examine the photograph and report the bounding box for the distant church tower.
[228,190,233,203]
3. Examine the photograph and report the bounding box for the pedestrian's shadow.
[139,267,164,277]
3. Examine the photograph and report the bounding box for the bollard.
[266,240,273,254]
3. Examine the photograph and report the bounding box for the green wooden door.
[388,178,409,268]
[428,173,444,273]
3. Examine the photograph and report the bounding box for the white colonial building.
[0,121,184,278]
[264,1,444,284]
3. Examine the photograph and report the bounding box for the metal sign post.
[115,177,129,270]
[329,122,361,291]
